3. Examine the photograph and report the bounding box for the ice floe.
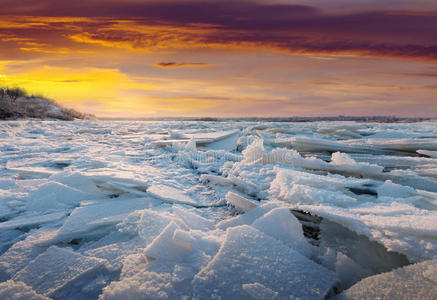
[1,119,437,299]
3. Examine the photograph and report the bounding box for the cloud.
[401,72,437,77]
[0,1,437,118]
[0,0,437,61]
[423,85,437,89]
[0,2,437,60]
[154,62,210,68]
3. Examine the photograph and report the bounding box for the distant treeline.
[0,87,94,120]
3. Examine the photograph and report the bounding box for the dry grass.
[0,87,94,120]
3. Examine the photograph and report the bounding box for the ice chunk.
[0,229,58,279]
[186,130,240,146]
[99,229,220,299]
[12,246,108,298]
[225,191,259,212]
[185,137,197,150]
[279,136,373,153]
[0,229,22,255]
[201,174,234,186]
[269,168,360,206]
[83,241,139,272]
[0,212,66,231]
[51,197,155,243]
[242,139,384,178]
[417,149,437,158]
[227,174,260,196]
[26,182,96,212]
[335,252,372,290]
[144,222,191,262]
[147,184,198,206]
[242,282,278,300]
[100,261,194,300]
[269,164,371,189]
[172,229,222,268]
[151,139,189,148]
[317,124,364,139]
[0,280,50,300]
[330,152,384,177]
[192,225,336,299]
[376,180,416,198]
[0,191,22,219]
[336,259,437,299]
[98,179,149,197]
[252,207,311,256]
[201,131,240,151]
[81,208,177,267]
[101,225,222,298]
[167,129,185,139]
[300,203,437,261]
[0,178,15,190]
[153,130,239,148]
[358,213,437,260]
[5,164,55,179]
[387,169,437,193]
[172,206,214,231]
[344,138,437,152]
[242,138,302,165]
[217,202,280,230]
[49,171,102,194]
[417,190,437,208]
[271,182,357,206]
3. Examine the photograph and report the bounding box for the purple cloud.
[1,1,437,60]
[154,62,210,68]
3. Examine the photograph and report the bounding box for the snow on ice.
[1,119,437,299]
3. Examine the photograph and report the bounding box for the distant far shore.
[98,116,434,123]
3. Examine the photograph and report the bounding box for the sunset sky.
[1,0,437,118]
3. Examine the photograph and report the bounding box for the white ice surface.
[50,197,157,243]
[192,225,336,299]
[252,207,311,256]
[1,120,437,299]
[12,246,108,297]
[147,184,198,206]
[0,212,66,231]
[0,280,50,300]
[242,282,278,300]
[336,259,437,299]
[418,149,437,158]
[26,181,100,212]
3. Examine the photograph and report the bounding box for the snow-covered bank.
[1,120,437,299]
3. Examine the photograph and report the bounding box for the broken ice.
[1,119,437,299]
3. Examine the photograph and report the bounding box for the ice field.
[0,119,437,299]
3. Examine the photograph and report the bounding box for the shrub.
[0,86,94,120]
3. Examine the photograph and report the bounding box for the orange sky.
[1,1,437,118]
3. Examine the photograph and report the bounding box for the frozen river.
[1,120,437,299]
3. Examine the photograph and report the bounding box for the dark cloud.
[401,73,437,77]
[155,62,210,68]
[1,1,437,60]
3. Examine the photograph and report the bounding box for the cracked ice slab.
[192,225,336,299]
[12,246,108,298]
